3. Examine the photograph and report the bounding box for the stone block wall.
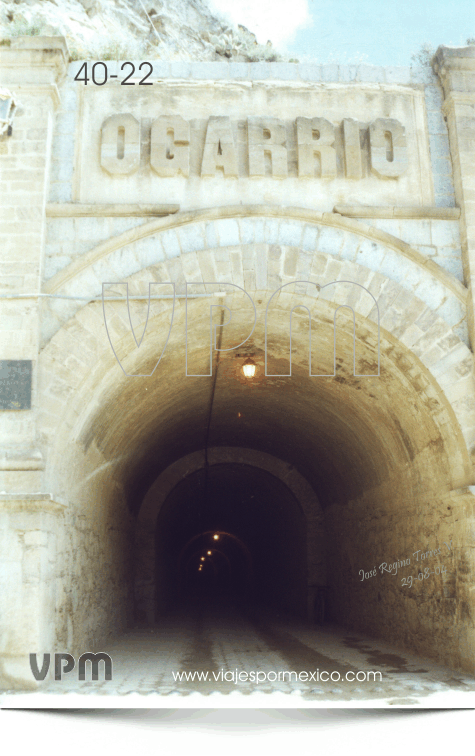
[0,496,64,688]
[325,479,475,673]
[0,42,69,464]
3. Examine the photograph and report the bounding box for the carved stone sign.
[74,82,433,207]
[100,114,409,180]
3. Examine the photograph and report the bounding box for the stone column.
[0,36,68,490]
[0,495,65,689]
[0,38,69,689]
[434,46,475,348]
[438,487,475,674]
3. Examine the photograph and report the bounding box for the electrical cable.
[0,293,210,301]
[199,299,225,534]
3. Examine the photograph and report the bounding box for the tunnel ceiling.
[74,293,461,512]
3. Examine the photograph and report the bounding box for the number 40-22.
[73,61,153,86]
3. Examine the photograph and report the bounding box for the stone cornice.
[334,205,460,220]
[433,45,475,98]
[46,203,180,218]
[0,450,44,471]
[0,36,69,88]
[434,45,475,70]
[0,493,66,514]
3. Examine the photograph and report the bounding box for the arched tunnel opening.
[41,284,475,695]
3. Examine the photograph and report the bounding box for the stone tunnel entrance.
[2,39,475,702]
[21,265,474,700]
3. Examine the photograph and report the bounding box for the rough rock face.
[0,0,285,61]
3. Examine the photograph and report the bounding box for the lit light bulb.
[200,557,205,561]
[213,534,219,540]
[207,550,212,555]
[242,357,256,378]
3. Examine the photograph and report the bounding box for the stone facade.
[1,36,475,689]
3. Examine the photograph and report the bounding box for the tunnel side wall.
[325,476,475,672]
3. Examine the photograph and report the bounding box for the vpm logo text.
[29,652,113,681]
[102,280,381,378]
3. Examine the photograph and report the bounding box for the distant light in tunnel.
[241,357,256,378]
[207,550,212,555]
[213,534,219,540]
[200,557,205,561]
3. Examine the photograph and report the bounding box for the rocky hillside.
[0,0,287,61]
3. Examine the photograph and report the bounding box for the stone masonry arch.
[38,270,473,493]
[32,242,475,673]
[38,218,475,475]
[41,206,468,344]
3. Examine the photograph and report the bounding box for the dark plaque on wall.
[0,360,32,410]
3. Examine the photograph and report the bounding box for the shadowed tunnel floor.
[28,598,475,704]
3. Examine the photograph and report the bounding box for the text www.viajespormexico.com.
[172,669,382,684]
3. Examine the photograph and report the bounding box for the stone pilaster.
[0,37,68,492]
[440,487,475,673]
[434,46,475,348]
[0,495,65,689]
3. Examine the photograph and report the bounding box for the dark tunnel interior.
[154,464,307,617]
